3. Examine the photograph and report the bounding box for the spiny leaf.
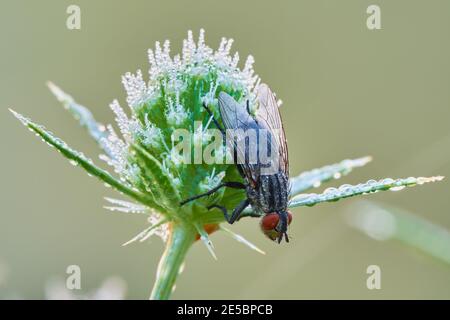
[10,109,153,206]
[290,156,372,195]
[289,176,444,208]
[194,223,217,260]
[47,82,110,146]
[131,144,181,210]
[122,218,168,246]
[220,226,265,255]
[103,197,149,214]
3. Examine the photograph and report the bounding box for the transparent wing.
[217,92,255,132]
[218,92,260,186]
[254,83,289,176]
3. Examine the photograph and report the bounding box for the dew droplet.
[339,184,352,193]
[179,263,186,275]
[360,183,372,193]
[324,187,338,194]
[390,185,405,191]
[406,177,417,184]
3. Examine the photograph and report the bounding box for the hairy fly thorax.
[246,172,289,213]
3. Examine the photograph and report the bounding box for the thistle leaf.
[122,218,168,246]
[47,82,110,146]
[104,197,149,214]
[104,206,148,214]
[10,109,153,206]
[289,176,444,208]
[130,144,181,209]
[194,224,218,260]
[290,156,372,195]
[220,226,265,255]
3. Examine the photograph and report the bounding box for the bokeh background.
[1,0,449,299]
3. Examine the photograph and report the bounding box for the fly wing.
[217,92,256,133]
[218,92,260,186]
[254,83,289,177]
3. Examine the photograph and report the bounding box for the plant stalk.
[150,222,196,300]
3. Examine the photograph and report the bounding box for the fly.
[180,83,291,243]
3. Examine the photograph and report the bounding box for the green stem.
[150,222,196,300]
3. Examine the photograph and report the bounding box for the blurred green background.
[1,0,449,299]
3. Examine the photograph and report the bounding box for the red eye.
[261,212,293,230]
[261,213,279,231]
[287,211,293,224]
[260,212,293,241]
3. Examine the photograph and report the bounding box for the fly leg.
[207,198,250,224]
[276,212,290,243]
[203,102,225,135]
[180,181,245,206]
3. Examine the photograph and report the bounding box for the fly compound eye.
[260,213,281,241]
[260,213,280,231]
[260,212,293,242]
[287,211,293,225]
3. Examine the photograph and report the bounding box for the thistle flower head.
[102,29,262,244]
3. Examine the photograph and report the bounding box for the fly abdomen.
[256,172,289,213]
